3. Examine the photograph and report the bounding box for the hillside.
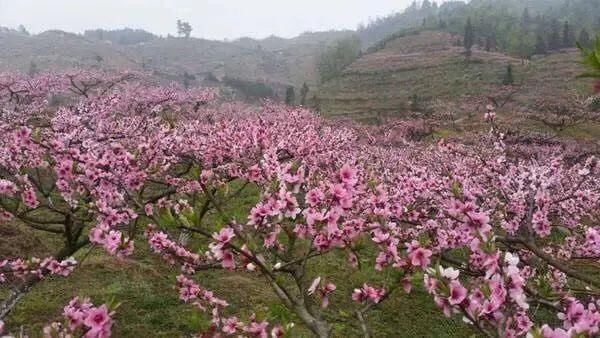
[0,29,352,98]
[316,30,588,122]
[0,30,140,72]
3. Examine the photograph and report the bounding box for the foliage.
[358,0,600,57]
[317,37,361,83]
[300,83,310,106]
[222,77,275,100]
[578,29,592,50]
[176,20,193,38]
[27,61,38,78]
[84,28,158,45]
[285,86,295,105]
[464,18,474,57]
[503,63,514,85]
[578,35,600,79]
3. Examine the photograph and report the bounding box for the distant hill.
[316,30,587,121]
[357,0,599,55]
[0,30,140,73]
[0,28,353,100]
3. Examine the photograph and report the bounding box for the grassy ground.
[2,184,474,337]
[4,247,474,337]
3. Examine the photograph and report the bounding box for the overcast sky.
[0,0,420,40]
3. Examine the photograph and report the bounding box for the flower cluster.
[1,71,599,337]
[352,284,386,304]
[43,297,114,338]
[0,257,76,284]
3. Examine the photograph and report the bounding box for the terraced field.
[316,31,588,123]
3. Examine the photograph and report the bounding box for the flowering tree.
[0,71,598,337]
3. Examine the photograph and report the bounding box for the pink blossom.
[213,227,235,244]
[409,247,432,269]
[83,305,112,338]
[339,163,358,186]
[540,325,571,338]
[221,250,236,270]
[271,325,285,338]
[144,203,154,216]
[222,317,240,334]
[448,280,467,305]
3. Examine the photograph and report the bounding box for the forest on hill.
[358,0,600,56]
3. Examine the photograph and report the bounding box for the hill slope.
[316,30,587,121]
[0,30,353,95]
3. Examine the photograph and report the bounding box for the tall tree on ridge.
[464,17,475,58]
[578,29,592,49]
[177,20,193,38]
[300,83,310,106]
[285,86,296,105]
[563,21,576,48]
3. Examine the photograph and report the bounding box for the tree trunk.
[293,303,331,338]
[0,241,87,320]
[0,278,35,320]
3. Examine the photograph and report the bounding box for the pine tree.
[407,1,418,13]
[464,18,475,57]
[285,86,296,105]
[177,20,193,38]
[18,25,29,36]
[438,18,447,29]
[562,21,575,48]
[548,20,561,50]
[535,34,547,55]
[485,37,492,52]
[27,61,38,77]
[300,83,309,106]
[577,29,591,49]
[503,64,514,85]
[521,8,531,31]
[182,72,195,89]
[422,0,432,11]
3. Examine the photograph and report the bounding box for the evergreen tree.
[406,1,418,13]
[300,83,310,106]
[18,25,29,36]
[521,8,531,31]
[485,37,492,52]
[27,61,38,77]
[578,29,592,49]
[438,18,447,29]
[503,64,514,85]
[318,37,361,83]
[535,34,547,55]
[562,21,575,48]
[285,86,296,105]
[177,20,193,38]
[548,19,561,50]
[464,18,475,57]
[182,72,195,89]
[422,0,432,11]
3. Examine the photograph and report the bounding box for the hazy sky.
[0,0,418,40]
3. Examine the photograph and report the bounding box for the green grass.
[3,182,474,337]
[6,247,474,337]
